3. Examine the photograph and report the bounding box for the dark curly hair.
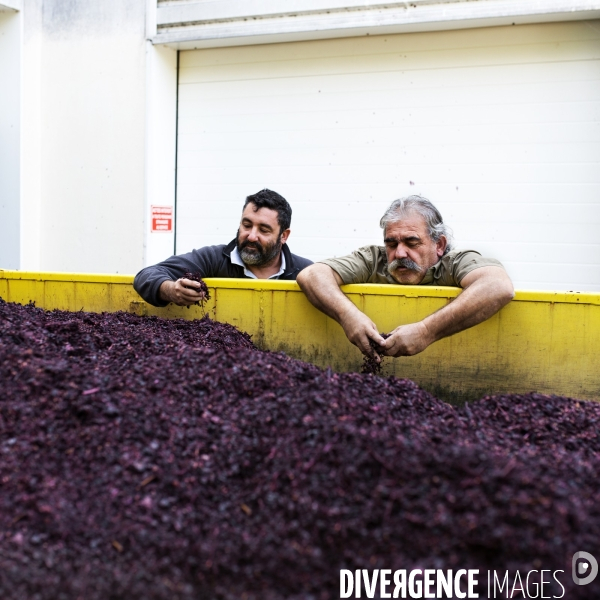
[244,189,292,232]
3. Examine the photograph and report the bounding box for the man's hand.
[339,309,386,361]
[159,278,206,306]
[381,321,434,357]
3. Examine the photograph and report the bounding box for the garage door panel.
[179,60,600,106]
[177,141,600,171]
[449,204,599,228]
[180,40,600,85]
[501,262,600,290]
[178,160,599,185]
[177,181,600,206]
[180,59,600,97]
[465,243,599,266]
[179,123,600,151]
[437,182,600,205]
[180,80,600,119]
[179,106,600,137]
[457,221,599,244]
[177,203,243,223]
[178,127,600,158]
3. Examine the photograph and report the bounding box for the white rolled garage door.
[176,20,600,291]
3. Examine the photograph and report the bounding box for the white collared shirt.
[230,246,286,279]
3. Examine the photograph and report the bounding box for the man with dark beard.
[134,189,312,307]
[297,195,514,360]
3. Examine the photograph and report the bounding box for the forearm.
[297,264,385,357]
[133,268,172,307]
[297,264,360,324]
[422,267,514,343]
[159,280,176,303]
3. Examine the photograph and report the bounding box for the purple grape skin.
[183,271,211,302]
[362,332,391,374]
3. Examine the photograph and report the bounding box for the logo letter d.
[340,570,354,597]
[572,551,598,586]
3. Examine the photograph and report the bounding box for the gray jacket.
[133,239,313,307]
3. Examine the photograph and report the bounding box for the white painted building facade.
[1,1,599,291]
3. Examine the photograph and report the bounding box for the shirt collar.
[230,246,286,279]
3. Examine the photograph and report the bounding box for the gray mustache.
[389,258,423,273]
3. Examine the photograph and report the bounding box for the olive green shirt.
[319,247,504,287]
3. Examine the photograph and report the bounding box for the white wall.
[20,0,44,271]
[18,0,148,274]
[0,9,20,269]
[144,42,178,267]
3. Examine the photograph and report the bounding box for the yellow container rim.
[1,270,599,305]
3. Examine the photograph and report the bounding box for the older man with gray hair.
[297,195,514,360]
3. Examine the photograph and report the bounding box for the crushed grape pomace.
[0,299,599,599]
[362,333,391,375]
[182,272,211,313]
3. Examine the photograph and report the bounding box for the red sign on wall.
[151,205,173,232]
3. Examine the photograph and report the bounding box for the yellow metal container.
[1,270,598,403]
